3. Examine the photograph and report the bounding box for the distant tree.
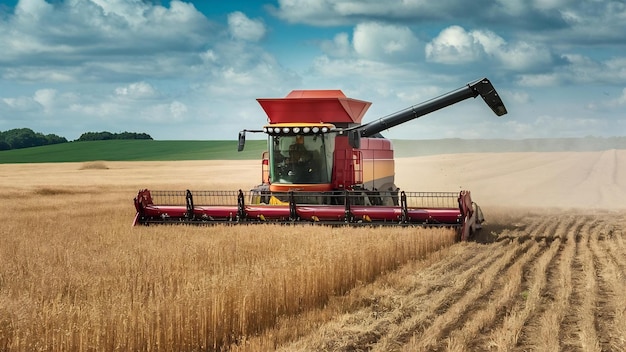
[77,131,112,141]
[136,132,152,140]
[45,134,68,145]
[3,128,44,149]
[0,128,68,150]
[117,132,134,140]
[0,140,10,151]
[76,131,152,141]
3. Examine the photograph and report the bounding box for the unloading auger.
[133,78,507,240]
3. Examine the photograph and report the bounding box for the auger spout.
[356,78,507,138]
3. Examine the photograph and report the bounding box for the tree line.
[76,131,152,142]
[0,128,152,151]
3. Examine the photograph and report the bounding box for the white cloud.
[141,101,188,123]
[517,73,560,87]
[318,22,422,62]
[269,0,347,26]
[0,0,215,81]
[518,54,626,87]
[352,22,421,61]
[501,90,531,105]
[494,0,527,16]
[495,41,553,71]
[425,26,482,64]
[114,82,158,99]
[2,96,40,112]
[1,0,625,141]
[14,0,53,19]
[228,11,266,42]
[200,50,219,64]
[69,101,121,118]
[309,55,419,83]
[320,32,352,58]
[619,89,626,106]
[33,89,57,112]
[270,0,496,26]
[599,88,626,108]
[426,26,553,71]
[1,88,81,116]
[562,54,626,84]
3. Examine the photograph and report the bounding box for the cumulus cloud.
[269,0,487,25]
[320,32,352,58]
[353,22,421,61]
[598,88,626,108]
[270,0,626,51]
[33,89,58,112]
[319,22,421,62]
[1,88,81,116]
[271,0,572,28]
[496,41,554,71]
[518,54,626,87]
[228,11,266,42]
[268,0,348,26]
[141,101,188,123]
[426,25,554,71]
[506,90,531,104]
[1,0,624,140]
[619,89,626,106]
[0,0,215,81]
[425,26,483,65]
[15,0,52,18]
[1,96,40,112]
[114,82,159,100]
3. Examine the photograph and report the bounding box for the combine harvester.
[134,78,507,240]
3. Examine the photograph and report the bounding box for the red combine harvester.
[134,78,507,240]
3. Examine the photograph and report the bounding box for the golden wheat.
[0,169,455,351]
[2,161,625,351]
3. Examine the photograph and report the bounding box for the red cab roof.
[257,90,371,124]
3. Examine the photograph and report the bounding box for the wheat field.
[1,151,625,351]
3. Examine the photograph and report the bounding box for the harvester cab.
[241,88,373,193]
[134,78,507,241]
[270,129,331,186]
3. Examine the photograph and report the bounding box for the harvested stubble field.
[1,150,625,351]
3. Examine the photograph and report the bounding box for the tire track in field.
[279,216,556,352]
[476,216,565,351]
[277,239,509,352]
[271,212,626,352]
[588,217,625,351]
[392,216,559,351]
[458,215,582,352]
[602,215,626,281]
[512,215,584,351]
[364,219,550,351]
[367,241,509,351]
[400,236,535,351]
[610,216,626,349]
[417,241,503,297]
[605,214,626,349]
[423,231,541,351]
[560,220,601,351]
[420,215,567,351]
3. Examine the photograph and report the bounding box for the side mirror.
[237,131,246,152]
[348,130,361,149]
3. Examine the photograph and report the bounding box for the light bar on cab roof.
[262,123,334,135]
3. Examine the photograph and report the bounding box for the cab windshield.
[269,134,333,184]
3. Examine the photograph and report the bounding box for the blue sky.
[0,0,624,141]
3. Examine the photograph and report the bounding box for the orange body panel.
[332,136,395,190]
